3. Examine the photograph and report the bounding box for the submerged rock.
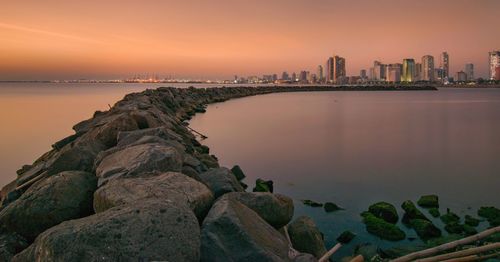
[0,171,97,242]
[409,219,441,240]
[222,192,293,229]
[417,195,439,208]
[464,215,481,227]
[200,196,291,261]
[324,202,343,212]
[93,172,214,220]
[440,209,460,225]
[401,200,430,224]
[428,208,440,218]
[361,212,406,241]
[13,200,200,262]
[288,216,327,259]
[301,199,323,207]
[199,167,244,198]
[253,178,274,193]
[368,202,399,224]
[478,206,500,227]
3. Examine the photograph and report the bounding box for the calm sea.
[1,83,500,259]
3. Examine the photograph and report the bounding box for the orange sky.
[1,0,499,80]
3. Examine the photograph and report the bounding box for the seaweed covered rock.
[222,192,293,229]
[199,167,244,198]
[0,171,97,242]
[417,195,439,208]
[253,178,274,193]
[428,208,440,218]
[361,212,406,241]
[324,202,342,212]
[200,197,291,261]
[95,143,183,185]
[478,206,500,227]
[13,200,200,262]
[464,215,480,227]
[288,216,327,258]
[93,172,214,220]
[409,219,441,240]
[440,209,460,225]
[368,202,399,224]
[401,200,429,224]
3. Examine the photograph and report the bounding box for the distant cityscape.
[3,51,500,85]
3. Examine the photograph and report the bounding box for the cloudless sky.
[1,0,499,80]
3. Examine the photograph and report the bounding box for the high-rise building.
[360,69,367,79]
[386,64,401,82]
[496,66,500,81]
[326,57,334,83]
[456,71,467,82]
[317,65,324,82]
[415,63,422,81]
[291,72,297,82]
[440,52,450,79]
[281,71,289,81]
[373,61,382,80]
[489,51,500,80]
[326,55,346,83]
[422,55,435,81]
[465,63,474,81]
[402,59,416,82]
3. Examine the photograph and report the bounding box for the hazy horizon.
[1,0,499,80]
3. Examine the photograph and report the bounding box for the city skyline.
[1,0,500,80]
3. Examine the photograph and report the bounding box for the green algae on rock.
[368,202,399,224]
[417,195,439,208]
[361,212,406,241]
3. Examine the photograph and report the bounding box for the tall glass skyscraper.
[402,59,416,82]
[489,51,500,80]
[440,52,450,79]
[422,55,435,81]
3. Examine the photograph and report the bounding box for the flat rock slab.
[13,200,200,262]
[94,172,214,220]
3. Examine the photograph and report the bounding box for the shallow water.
[189,88,500,259]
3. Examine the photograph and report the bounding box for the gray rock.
[199,167,244,198]
[0,171,97,242]
[201,197,292,262]
[231,165,246,181]
[94,172,214,220]
[13,200,200,262]
[181,166,203,182]
[288,216,327,259]
[0,232,28,261]
[95,143,183,185]
[223,192,294,228]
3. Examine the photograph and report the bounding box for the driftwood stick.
[349,254,364,262]
[393,226,500,262]
[416,242,500,262]
[441,251,500,262]
[319,243,342,262]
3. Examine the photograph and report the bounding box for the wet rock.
[368,202,398,224]
[444,222,464,234]
[222,192,294,228]
[478,206,500,227]
[429,208,440,218]
[253,178,274,193]
[301,199,323,207]
[199,167,244,198]
[440,209,460,225]
[401,200,429,224]
[95,143,183,185]
[288,216,327,258]
[230,165,246,181]
[464,215,480,227]
[417,195,439,208]
[93,172,214,220]
[409,219,441,240]
[181,165,203,182]
[13,200,200,262]
[0,171,97,242]
[200,197,291,261]
[360,212,406,241]
[324,202,343,212]
[0,232,28,261]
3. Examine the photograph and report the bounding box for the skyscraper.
[415,63,422,81]
[402,59,416,82]
[317,65,324,82]
[456,71,467,82]
[440,52,450,79]
[326,55,346,83]
[489,51,500,80]
[373,61,382,80]
[386,64,401,82]
[360,69,367,79]
[326,57,334,83]
[465,63,474,81]
[422,55,435,81]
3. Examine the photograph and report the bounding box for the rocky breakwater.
[0,85,373,261]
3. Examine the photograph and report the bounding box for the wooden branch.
[349,255,364,262]
[441,252,500,262]
[416,242,500,262]
[393,226,500,262]
[319,243,342,262]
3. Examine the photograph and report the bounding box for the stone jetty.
[0,85,436,261]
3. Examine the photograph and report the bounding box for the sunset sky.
[1,0,499,80]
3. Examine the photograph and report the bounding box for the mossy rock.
[485,232,500,243]
[417,195,439,208]
[478,206,500,227]
[464,215,480,227]
[428,208,440,218]
[368,202,399,224]
[252,179,273,193]
[440,210,460,225]
[401,200,429,224]
[324,202,342,212]
[426,234,463,247]
[463,224,477,236]
[336,231,356,244]
[301,199,323,207]
[444,222,464,234]
[361,212,406,241]
[410,219,441,241]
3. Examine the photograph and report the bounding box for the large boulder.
[417,195,439,208]
[287,216,327,259]
[409,219,442,240]
[95,143,183,185]
[94,172,214,220]
[368,202,399,224]
[13,200,200,262]
[222,192,294,228]
[200,197,292,262]
[0,171,97,242]
[199,167,244,198]
[361,212,406,241]
[0,232,28,261]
